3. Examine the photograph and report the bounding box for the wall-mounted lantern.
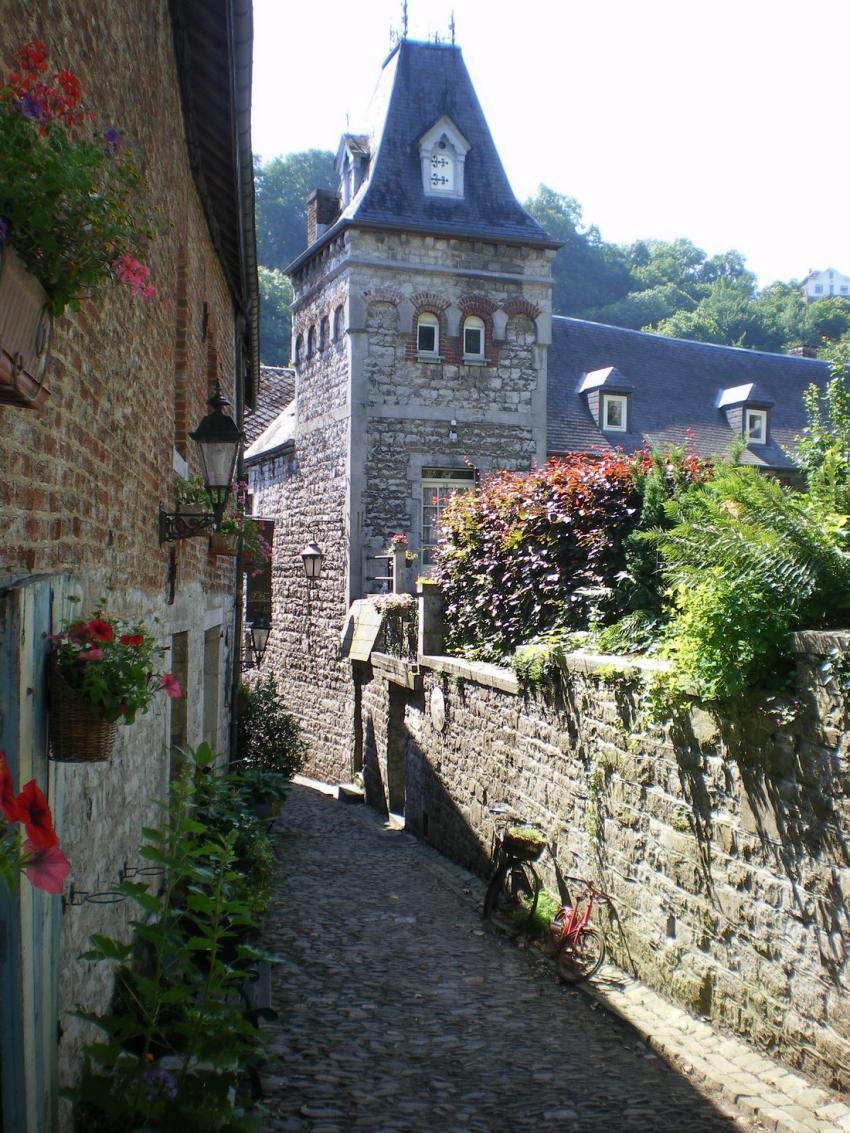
[159,385,244,543]
[248,616,271,667]
[300,540,323,581]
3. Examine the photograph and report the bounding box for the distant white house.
[802,267,850,302]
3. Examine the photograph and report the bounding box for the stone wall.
[1,2,243,1118]
[355,615,850,1091]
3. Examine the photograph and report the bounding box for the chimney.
[787,343,818,359]
[306,188,339,246]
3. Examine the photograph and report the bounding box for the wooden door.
[0,575,68,1133]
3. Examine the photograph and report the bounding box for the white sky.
[251,0,850,289]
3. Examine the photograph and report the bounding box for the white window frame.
[421,467,476,565]
[417,313,440,357]
[745,408,768,445]
[602,393,628,432]
[462,316,485,361]
[418,116,471,200]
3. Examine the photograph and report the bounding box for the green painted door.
[0,575,68,1133]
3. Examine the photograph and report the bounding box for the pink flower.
[78,646,104,661]
[113,253,152,296]
[23,840,70,895]
[141,285,156,300]
[159,673,182,698]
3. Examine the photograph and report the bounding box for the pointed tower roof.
[287,40,555,272]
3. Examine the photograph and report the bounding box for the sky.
[251,0,850,289]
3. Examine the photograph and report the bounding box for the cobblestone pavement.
[258,784,766,1133]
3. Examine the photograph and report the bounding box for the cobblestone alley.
[258,784,750,1133]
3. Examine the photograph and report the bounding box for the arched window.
[416,312,440,357]
[307,325,316,357]
[333,305,344,342]
[462,315,485,360]
[294,333,303,366]
[319,316,329,352]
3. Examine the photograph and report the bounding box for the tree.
[523,185,633,315]
[254,149,336,270]
[258,267,293,366]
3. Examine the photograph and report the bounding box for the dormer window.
[745,408,767,445]
[602,394,628,432]
[418,116,471,200]
[463,316,485,361]
[417,313,440,356]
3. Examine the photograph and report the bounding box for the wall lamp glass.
[248,616,271,667]
[159,385,244,543]
[300,540,323,580]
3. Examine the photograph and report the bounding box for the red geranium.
[119,633,145,647]
[0,751,19,822]
[15,779,59,849]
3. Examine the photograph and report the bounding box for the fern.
[650,462,850,700]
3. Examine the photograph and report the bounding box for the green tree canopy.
[258,267,293,366]
[255,149,336,270]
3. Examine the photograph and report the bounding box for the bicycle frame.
[550,876,609,950]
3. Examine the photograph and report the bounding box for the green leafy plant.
[791,370,850,513]
[70,744,276,1131]
[0,41,162,313]
[176,477,271,565]
[236,674,306,778]
[48,600,182,723]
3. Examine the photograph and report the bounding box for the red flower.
[0,751,19,823]
[15,780,58,849]
[119,633,144,647]
[86,618,114,643]
[23,841,70,895]
[158,673,182,698]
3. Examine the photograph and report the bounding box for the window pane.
[418,324,436,352]
[464,327,482,355]
[747,411,764,441]
[605,397,624,428]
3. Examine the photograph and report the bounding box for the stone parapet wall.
[356,631,850,1091]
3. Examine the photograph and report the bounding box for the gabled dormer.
[717,383,774,446]
[578,366,635,433]
[417,115,471,199]
[336,134,371,208]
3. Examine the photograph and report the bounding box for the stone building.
[246,36,833,783]
[0,2,257,1128]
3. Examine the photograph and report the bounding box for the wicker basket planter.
[48,660,118,763]
[503,828,546,862]
[0,245,52,410]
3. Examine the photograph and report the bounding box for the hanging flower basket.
[209,532,238,556]
[48,658,117,763]
[0,245,52,409]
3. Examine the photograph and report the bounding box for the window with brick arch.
[462,315,485,361]
[417,312,440,356]
[333,305,344,341]
[295,334,303,366]
[319,316,329,351]
[307,326,316,357]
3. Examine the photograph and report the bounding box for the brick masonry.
[1,3,244,1117]
[355,614,850,1093]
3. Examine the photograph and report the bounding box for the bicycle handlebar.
[564,875,614,904]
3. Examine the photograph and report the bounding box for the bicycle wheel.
[485,860,539,927]
[556,925,605,983]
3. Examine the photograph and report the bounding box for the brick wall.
[1,3,242,1115]
[355,623,850,1092]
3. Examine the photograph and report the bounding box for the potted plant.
[213,482,272,565]
[0,41,161,408]
[46,602,182,762]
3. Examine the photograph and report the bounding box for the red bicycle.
[546,875,612,983]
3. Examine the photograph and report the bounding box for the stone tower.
[248,39,557,782]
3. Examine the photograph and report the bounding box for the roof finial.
[450,9,456,44]
[402,0,408,39]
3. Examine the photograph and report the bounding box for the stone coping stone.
[791,629,850,656]
[418,654,520,694]
[370,652,422,690]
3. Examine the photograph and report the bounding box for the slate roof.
[287,40,555,272]
[548,317,832,470]
[244,400,296,462]
[244,366,295,446]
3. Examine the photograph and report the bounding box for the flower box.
[209,532,238,556]
[0,245,52,409]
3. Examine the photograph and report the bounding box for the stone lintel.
[371,652,422,690]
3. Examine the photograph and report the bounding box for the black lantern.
[248,616,271,667]
[300,540,323,580]
[159,385,244,542]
